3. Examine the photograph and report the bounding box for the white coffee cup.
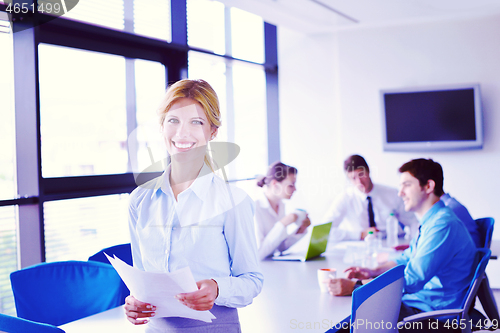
[317,268,336,292]
[294,209,307,225]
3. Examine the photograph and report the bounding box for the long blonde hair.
[157,79,221,170]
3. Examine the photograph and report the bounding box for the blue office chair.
[476,218,494,250]
[88,243,132,304]
[10,260,124,326]
[0,313,65,333]
[88,243,132,265]
[474,217,499,326]
[400,248,492,333]
[327,265,405,332]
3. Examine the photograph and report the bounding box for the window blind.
[44,194,131,262]
[0,206,18,316]
[63,0,125,30]
[133,0,171,41]
[0,11,10,34]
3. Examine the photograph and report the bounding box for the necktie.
[367,196,376,228]
[415,226,422,249]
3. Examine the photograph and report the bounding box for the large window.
[39,44,128,178]
[133,59,167,176]
[44,194,130,262]
[187,0,269,189]
[63,0,125,30]
[187,0,225,54]
[230,7,264,63]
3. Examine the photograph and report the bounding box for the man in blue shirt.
[327,159,476,331]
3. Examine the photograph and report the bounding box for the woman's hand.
[176,279,218,311]
[344,266,374,280]
[124,295,156,325]
[280,213,298,227]
[296,216,311,234]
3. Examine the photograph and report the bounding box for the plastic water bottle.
[386,213,399,248]
[363,231,378,268]
[404,226,411,241]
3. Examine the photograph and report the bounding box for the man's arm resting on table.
[328,261,398,296]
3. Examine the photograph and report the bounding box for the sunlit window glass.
[63,0,125,31]
[230,7,264,63]
[39,44,128,177]
[232,61,267,180]
[132,59,166,178]
[133,0,172,41]
[44,194,130,262]
[187,0,225,55]
[188,51,228,143]
[0,11,9,33]
[0,206,18,316]
[0,30,16,200]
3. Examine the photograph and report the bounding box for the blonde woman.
[125,79,263,332]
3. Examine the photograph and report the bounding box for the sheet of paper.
[105,253,216,323]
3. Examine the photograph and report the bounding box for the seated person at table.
[441,192,481,247]
[326,158,476,330]
[322,154,417,243]
[254,161,311,260]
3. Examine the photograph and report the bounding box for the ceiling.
[217,0,500,33]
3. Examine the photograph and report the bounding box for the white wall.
[278,13,500,237]
[278,27,343,223]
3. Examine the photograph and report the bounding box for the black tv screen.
[380,84,483,151]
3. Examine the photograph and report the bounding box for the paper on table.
[104,253,216,323]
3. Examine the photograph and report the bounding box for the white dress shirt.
[322,183,418,244]
[128,164,263,308]
[254,193,306,260]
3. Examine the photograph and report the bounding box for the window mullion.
[12,10,44,268]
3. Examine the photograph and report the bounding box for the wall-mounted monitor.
[380,84,483,152]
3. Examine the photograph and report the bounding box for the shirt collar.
[354,183,377,200]
[150,163,214,200]
[258,191,283,217]
[151,163,214,200]
[189,163,214,200]
[419,200,445,225]
[440,193,451,204]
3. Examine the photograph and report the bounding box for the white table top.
[238,252,352,333]
[60,249,353,333]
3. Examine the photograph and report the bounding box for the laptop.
[272,222,332,262]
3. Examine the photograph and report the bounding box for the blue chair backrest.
[350,265,405,333]
[0,313,65,333]
[88,243,132,265]
[10,260,123,326]
[476,218,494,249]
[461,248,491,311]
[88,243,132,304]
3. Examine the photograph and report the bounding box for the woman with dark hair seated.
[254,161,311,260]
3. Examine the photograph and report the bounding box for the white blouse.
[128,164,263,308]
[254,192,306,260]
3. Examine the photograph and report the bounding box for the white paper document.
[105,254,216,323]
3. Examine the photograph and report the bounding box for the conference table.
[60,244,362,333]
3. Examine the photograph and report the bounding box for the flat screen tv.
[380,84,483,151]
